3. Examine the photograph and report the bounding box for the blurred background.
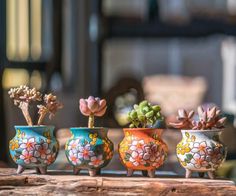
[0,0,236,180]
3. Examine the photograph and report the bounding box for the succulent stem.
[88,115,94,128]
[37,111,47,125]
[19,102,33,126]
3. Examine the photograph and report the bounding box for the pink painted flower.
[19,150,37,164]
[78,144,94,160]
[89,155,104,167]
[191,142,207,155]
[44,153,56,165]
[79,96,107,117]
[19,138,36,151]
[68,151,81,165]
[207,147,224,164]
[130,140,145,153]
[191,153,209,169]
[68,139,80,153]
[129,151,146,166]
[34,142,51,159]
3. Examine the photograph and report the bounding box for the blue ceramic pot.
[9,126,59,174]
[65,127,114,176]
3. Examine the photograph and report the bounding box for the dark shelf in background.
[104,17,236,38]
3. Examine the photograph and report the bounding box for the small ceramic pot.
[118,128,168,177]
[9,126,59,174]
[65,127,114,176]
[176,129,227,179]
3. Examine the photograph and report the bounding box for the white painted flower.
[19,138,36,151]
[89,155,104,167]
[130,140,145,153]
[34,142,51,159]
[78,144,94,160]
[44,153,56,165]
[129,151,146,166]
[19,150,37,164]
[67,139,80,153]
[68,150,81,165]
[191,142,207,155]
[190,153,208,169]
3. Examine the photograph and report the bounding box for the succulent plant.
[8,85,42,125]
[37,93,64,125]
[79,96,107,128]
[127,100,164,128]
[8,85,63,126]
[169,105,227,130]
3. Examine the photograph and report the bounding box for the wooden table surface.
[0,168,235,195]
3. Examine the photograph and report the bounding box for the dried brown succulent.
[169,109,195,129]
[37,93,63,125]
[169,105,227,130]
[8,85,42,125]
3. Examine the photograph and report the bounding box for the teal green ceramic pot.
[9,126,59,174]
[65,127,114,176]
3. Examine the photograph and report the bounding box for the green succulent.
[127,100,164,128]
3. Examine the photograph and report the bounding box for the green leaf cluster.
[127,100,164,128]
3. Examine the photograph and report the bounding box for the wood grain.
[0,168,235,195]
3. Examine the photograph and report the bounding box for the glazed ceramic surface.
[65,127,113,171]
[9,126,59,169]
[177,129,227,172]
[119,128,168,172]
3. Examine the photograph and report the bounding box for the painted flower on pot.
[68,151,81,165]
[20,150,37,164]
[44,153,56,165]
[191,142,208,155]
[67,139,81,153]
[19,138,36,151]
[89,155,104,168]
[78,143,94,160]
[130,140,145,153]
[190,153,208,169]
[34,141,51,159]
[129,151,146,166]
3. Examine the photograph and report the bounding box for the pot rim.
[181,129,223,133]
[15,125,55,129]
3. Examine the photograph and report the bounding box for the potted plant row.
[169,106,227,179]
[8,86,228,179]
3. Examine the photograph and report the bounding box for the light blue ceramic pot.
[9,126,59,174]
[65,127,114,176]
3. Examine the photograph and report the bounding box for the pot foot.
[148,169,155,178]
[142,170,148,177]
[127,169,134,177]
[16,165,25,174]
[207,171,215,179]
[185,169,192,178]
[35,167,40,174]
[198,172,205,178]
[73,167,80,175]
[38,166,47,174]
[89,169,97,177]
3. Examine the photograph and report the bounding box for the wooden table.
[0,168,235,195]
